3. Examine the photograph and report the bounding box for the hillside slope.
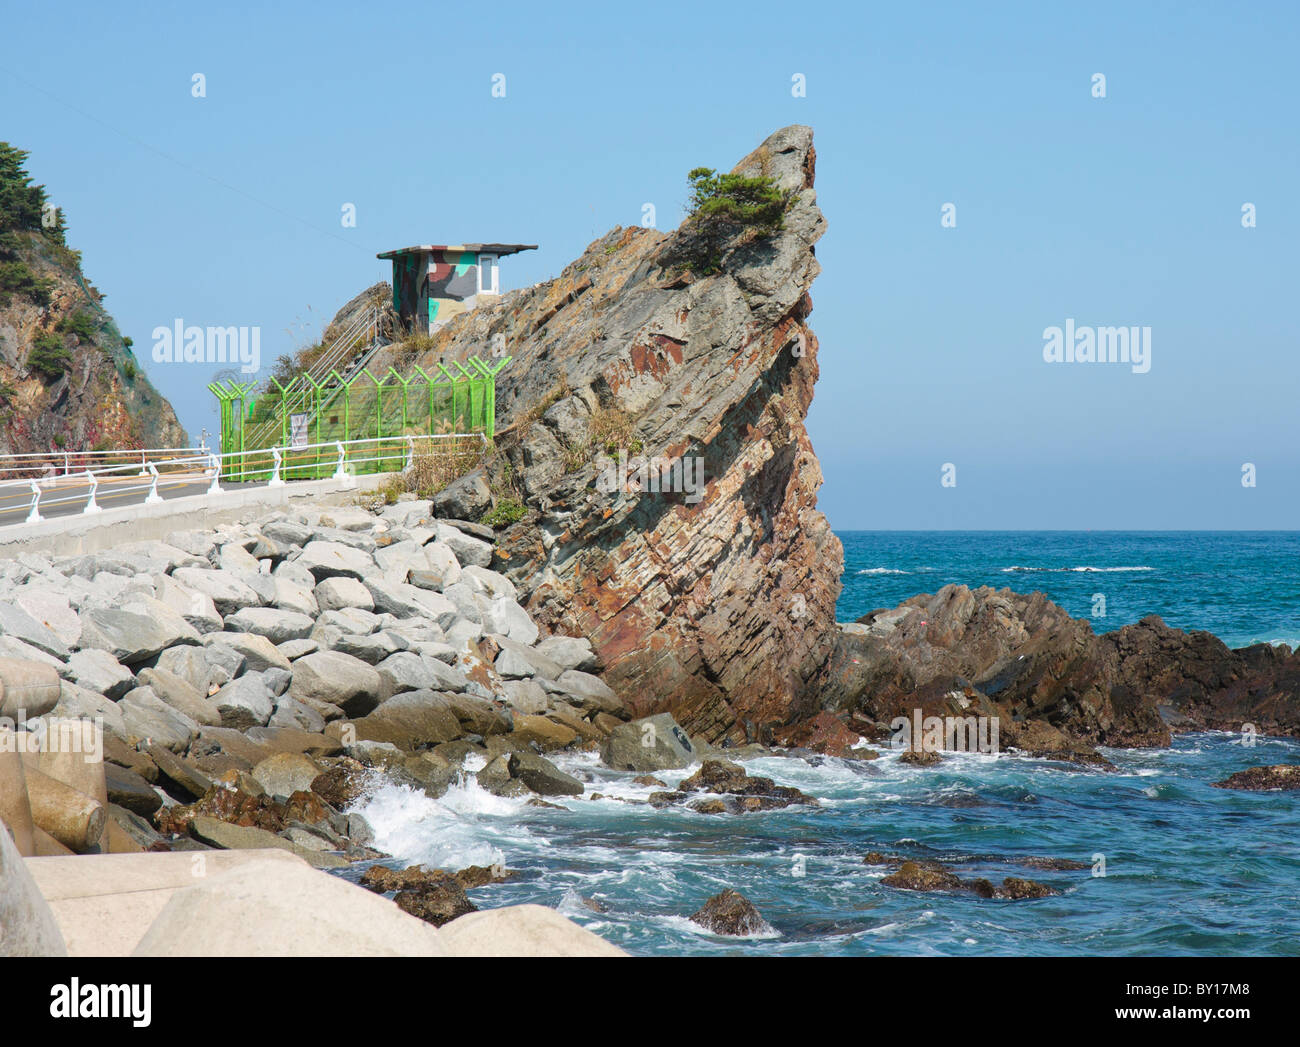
[0,143,186,454]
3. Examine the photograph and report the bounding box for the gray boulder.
[204,632,290,673]
[0,601,69,660]
[375,651,469,696]
[64,648,135,700]
[137,667,221,727]
[79,601,199,665]
[313,577,375,612]
[224,607,315,644]
[268,695,326,734]
[118,686,199,751]
[288,650,383,718]
[211,673,275,730]
[297,541,374,581]
[53,679,127,740]
[432,472,491,523]
[480,596,538,646]
[276,638,318,661]
[262,520,314,547]
[495,647,535,680]
[461,565,517,601]
[601,713,695,772]
[435,523,493,569]
[557,669,623,714]
[508,750,583,796]
[153,573,224,634]
[351,689,462,749]
[171,567,261,616]
[155,645,216,696]
[534,634,599,674]
[271,576,318,617]
[500,678,548,715]
[332,631,405,665]
[13,589,81,649]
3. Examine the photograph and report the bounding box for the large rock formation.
[371,126,841,744]
[0,142,187,453]
[822,585,1170,756]
[821,584,1300,756]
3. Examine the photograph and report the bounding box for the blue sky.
[2,1,1296,528]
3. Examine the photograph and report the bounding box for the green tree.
[0,142,46,232]
[675,166,791,274]
[0,143,60,306]
[57,309,99,343]
[28,330,71,381]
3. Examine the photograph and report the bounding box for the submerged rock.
[880,860,1059,901]
[674,759,817,812]
[1213,764,1300,791]
[881,861,965,893]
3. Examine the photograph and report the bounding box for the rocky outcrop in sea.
[819,582,1300,763]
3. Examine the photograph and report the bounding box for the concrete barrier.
[25,849,306,956]
[440,903,627,957]
[23,765,105,853]
[0,820,66,956]
[131,858,448,957]
[0,472,391,559]
[0,746,35,856]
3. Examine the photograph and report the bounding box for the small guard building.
[377,243,537,335]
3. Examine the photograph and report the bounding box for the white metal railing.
[0,433,487,527]
[0,446,210,484]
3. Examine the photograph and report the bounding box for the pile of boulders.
[0,497,634,861]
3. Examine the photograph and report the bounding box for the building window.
[478,253,498,294]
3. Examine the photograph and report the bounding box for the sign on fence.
[289,413,309,449]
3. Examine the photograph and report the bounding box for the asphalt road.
[0,473,259,527]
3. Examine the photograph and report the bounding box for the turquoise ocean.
[348,532,1300,955]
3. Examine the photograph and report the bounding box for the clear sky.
[2,1,1296,529]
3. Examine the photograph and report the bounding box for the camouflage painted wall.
[391,249,495,334]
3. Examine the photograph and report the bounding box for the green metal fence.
[209,355,508,481]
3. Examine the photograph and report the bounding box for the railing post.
[83,471,102,514]
[207,454,223,495]
[405,435,415,471]
[332,441,349,482]
[138,451,149,477]
[144,463,163,504]
[268,446,285,487]
[25,480,42,524]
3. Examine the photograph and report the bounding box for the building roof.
[376,243,538,260]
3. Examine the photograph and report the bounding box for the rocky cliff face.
[377,126,842,743]
[0,144,186,453]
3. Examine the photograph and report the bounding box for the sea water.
[346,532,1300,955]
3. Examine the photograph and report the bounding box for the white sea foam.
[857,567,909,575]
[1001,565,1153,573]
[351,778,523,871]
